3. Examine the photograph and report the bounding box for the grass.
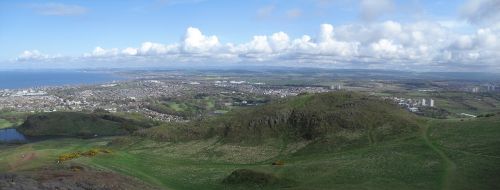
[0,111,28,129]
[427,117,500,190]
[0,133,445,190]
[17,112,152,137]
[1,110,499,189]
[0,119,13,129]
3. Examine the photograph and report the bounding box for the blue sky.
[0,0,499,71]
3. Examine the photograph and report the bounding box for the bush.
[57,148,112,162]
[223,169,281,185]
[271,160,285,166]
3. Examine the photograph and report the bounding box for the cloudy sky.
[1,0,499,71]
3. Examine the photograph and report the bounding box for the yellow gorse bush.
[57,148,112,162]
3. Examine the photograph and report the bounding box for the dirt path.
[8,151,37,172]
[8,144,38,172]
[422,123,457,190]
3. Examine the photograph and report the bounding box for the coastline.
[0,70,128,90]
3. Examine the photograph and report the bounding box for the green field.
[0,119,12,129]
[0,111,27,129]
[1,116,499,189]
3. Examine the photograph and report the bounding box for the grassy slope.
[0,111,28,129]
[191,92,419,144]
[0,119,12,129]
[2,116,499,190]
[0,117,500,189]
[0,136,442,190]
[1,92,498,189]
[97,117,499,190]
[427,117,500,190]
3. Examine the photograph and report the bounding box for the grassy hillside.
[17,112,152,138]
[1,116,499,189]
[2,92,498,189]
[218,92,419,142]
[137,92,420,148]
[426,116,500,190]
[0,111,28,129]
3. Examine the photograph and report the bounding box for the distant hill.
[138,92,420,146]
[18,112,152,138]
[212,92,420,143]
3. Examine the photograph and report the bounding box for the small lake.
[0,128,27,143]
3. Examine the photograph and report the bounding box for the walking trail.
[422,123,457,190]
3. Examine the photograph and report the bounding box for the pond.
[0,128,27,143]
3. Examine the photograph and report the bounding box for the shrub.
[271,160,285,166]
[57,148,112,162]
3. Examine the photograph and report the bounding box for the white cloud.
[122,47,138,56]
[16,50,49,61]
[238,36,273,54]
[318,24,335,43]
[28,3,88,16]
[84,47,119,57]
[139,42,177,55]
[182,27,220,53]
[370,39,402,58]
[14,22,500,71]
[461,0,500,24]
[269,32,290,51]
[15,50,65,62]
[316,24,359,56]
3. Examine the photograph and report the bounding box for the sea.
[0,70,125,89]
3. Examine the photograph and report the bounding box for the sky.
[0,0,499,72]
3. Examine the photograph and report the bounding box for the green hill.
[18,112,152,138]
[215,92,419,141]
[2,93,500,190]
[141,92,420,145]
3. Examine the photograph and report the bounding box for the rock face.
[0,170,160,190]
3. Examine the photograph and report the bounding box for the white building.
[409,107,419,112]
[472,87,479,93]
[430,99,435,107]
[421,99,426,106]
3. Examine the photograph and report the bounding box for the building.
[430,99,435,107]
[330,84,342,90]
[487,84,496,92]
[472,87,479,93]
[421,99,426,106]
